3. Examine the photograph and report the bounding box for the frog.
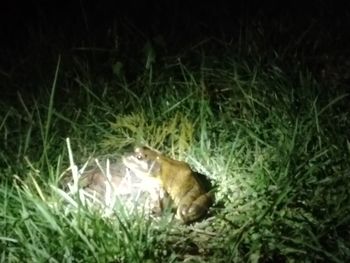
[122,146,214,223]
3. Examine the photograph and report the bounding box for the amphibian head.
[122,146,168,213]
[122,146,162,179]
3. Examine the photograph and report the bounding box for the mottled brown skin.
[78,165,124,196]
[122,146,214,223]
[61,163,125,198]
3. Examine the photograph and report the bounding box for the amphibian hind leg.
[177,193,212,223]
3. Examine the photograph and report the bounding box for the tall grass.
[1,35,349,262]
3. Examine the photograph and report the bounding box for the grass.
[1,23,350,262]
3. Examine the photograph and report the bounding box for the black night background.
[0,1,350,262]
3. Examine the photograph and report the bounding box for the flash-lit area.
[1,1,350,262]
[53,138,165,218]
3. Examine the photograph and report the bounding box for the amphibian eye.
[136,154,143,160]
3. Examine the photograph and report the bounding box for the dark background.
[1,1,349,50]
[1,1,350,98]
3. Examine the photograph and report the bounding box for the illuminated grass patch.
[1,41,349,262]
